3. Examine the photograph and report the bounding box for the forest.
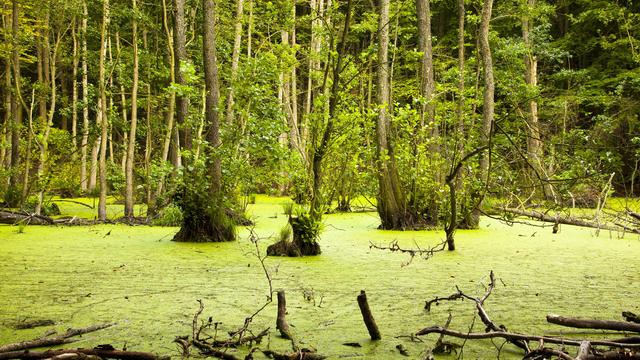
[1,0,640,359]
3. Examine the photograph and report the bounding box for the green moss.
[0,197,639,359]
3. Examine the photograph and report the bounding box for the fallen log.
[416,326,640,349]
[0,211,54,225]
[0,324,113,353]
[0,349,166,360]
[500,208,640,234]
[547,314,640,333]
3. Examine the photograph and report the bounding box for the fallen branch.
[370,239,447,266]
[500,208,640,234]
[547,314,640,333]
[0,324,114,353]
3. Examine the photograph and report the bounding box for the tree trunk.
[9,0,22,196]
[202,0,221,196]
[475,0,494,218]
[98,0,111,221]
[172,0,235,243]
[308,0,352,222]
[522,0,553,201]
[224,0,243,125]
[125,0,139,218]
[36,18,62,216]
[174,0,190,152]
[80,1,89,192]
[376,0,412,230]
[71,18,79,159]
[154,0,178,202]
[416,0,435,132]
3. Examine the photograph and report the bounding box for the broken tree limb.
[0,349,166,360]
[547,314,640,333]
[357,290,381,340]
[276,290,292,340]
[500,208,640,234]
[416,326,640,349]
[0,323,114,353]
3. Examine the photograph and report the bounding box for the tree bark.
[71,18,79,159]
[0,324,113,353]
[125,0,140,218]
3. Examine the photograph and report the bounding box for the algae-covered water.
[1,196,639,359]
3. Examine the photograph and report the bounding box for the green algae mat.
[1,196,639,359]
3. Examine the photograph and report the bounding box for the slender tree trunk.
[376,0,411,229]
[174,0,190,152]
[36,24,63,215]
[9,0,21,194]
[224,0,243,125]
[247,0,253,58]
[309,0,352,221]
[80,1,89,192]
[124,0,139,218]
[2,40,10,173]
[71,18,79,160]
[89,135,99,192]
[522,0,553,200]
[475,0,494,217]
[416,0,435,133]
[155,0,178,202]
[98,0,111,221]
[115,33,128,174]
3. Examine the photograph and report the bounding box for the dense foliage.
[0,0,638,238]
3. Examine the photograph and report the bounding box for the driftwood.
[547,314,640,333]
[0,349,166,360]
[357,290,381,341]
[501,208,640,234]
[0,324,113,353]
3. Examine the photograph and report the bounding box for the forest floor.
[0,195,639,359]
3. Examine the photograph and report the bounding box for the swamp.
[2,0,640,358]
